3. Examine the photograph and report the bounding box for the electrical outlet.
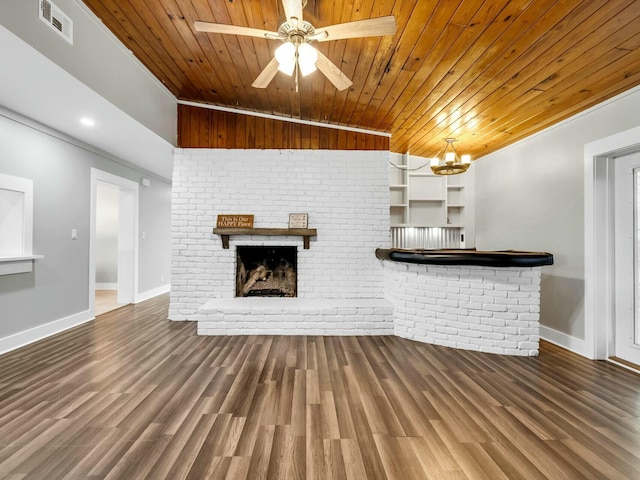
[71,229,77,240]
[160,274,164,282]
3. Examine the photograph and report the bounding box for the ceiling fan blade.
[194,21,279,39]
[312,16,396,42]
[252,57,280,88]
[282,0,304,24]
[315,50,352,91]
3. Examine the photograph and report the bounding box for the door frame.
[89,168,139,317]
[585,126,640,359]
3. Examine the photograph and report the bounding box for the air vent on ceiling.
[39,0,73,44]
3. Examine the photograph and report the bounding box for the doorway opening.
[585,126,640,361]
[95,182,125,315]
[612,152,640,366]
[90,169,138,317]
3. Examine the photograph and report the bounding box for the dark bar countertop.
[376,248,554,267]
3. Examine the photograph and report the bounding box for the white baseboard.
[540,325,588,357]
[96,282,117,290]
[0,309,94,356]
[134,283,170,303]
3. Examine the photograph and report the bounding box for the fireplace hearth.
[236,246,297,297]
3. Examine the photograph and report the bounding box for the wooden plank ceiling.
[82,0,640,159]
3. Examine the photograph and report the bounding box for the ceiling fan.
[194,0,396,91]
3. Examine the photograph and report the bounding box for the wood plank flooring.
[94,290,127,317]
[1,294,640,479]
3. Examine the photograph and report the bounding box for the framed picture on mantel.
[288,213,308,229]
[216,214,254,228]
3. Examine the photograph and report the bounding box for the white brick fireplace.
[169,148,393,333]
[169,148,544,355]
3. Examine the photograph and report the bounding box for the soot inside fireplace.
[236,246,297,297]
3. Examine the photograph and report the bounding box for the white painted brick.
[518,298,540,305]
[479,346,505,355]
[175,151,542,357]
[484,304,508,312]
[484,318,506,327]
[518,328,538,335]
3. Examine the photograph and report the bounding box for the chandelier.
[430,138,471,175]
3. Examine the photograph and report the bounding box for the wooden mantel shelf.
[212,228,318,249]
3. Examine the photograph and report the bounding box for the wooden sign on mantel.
[216,214,254,228]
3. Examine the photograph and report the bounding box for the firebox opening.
[236,246,297,297]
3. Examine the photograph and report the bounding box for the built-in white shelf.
[389,152,475,248]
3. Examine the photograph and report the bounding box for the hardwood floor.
[1,294,640,479]
[94,290,127,317]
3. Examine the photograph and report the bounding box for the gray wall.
[0,0,176,145]
[475,86,640,341]
[0,108,171,339]
[138,174,172,293]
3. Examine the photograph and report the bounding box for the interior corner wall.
[0,109,171,344]
[474,86,640,348]
[0,0,176,144]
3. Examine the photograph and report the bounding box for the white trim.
[134,283,171,303]
[0,257,43,275]
[0,255,44,262]
[540,325,588,357]
[606,358,640,374]
[0,309,94,355]
[96,282,117,290]
[584,125,640,359]
[178,100,392,138]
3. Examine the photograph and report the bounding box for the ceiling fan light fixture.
[297,43,318,76]
[195,0,396,90]
[275,42,296,75]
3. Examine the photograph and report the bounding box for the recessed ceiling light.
[80,117,95,127]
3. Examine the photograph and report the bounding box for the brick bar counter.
[377,248,554,357]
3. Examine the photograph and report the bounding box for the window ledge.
[0,255,44,275]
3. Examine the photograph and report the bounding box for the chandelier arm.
[450,142,458,159]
